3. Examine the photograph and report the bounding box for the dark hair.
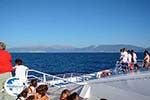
[122,48,126,52]
[41,85,48,92]
[0,42,6,50]
[127,50,131,53]
[120,49,123,52]
[60,89,70,100]
[30,79,37,87]
[17,88,28,98]
[67,92,79,100]
[144,50,149,57]
[131,49,134,53]
[36,85,48,97]
[26,95,35,100]
[100,98,107,100]
[15,59,23,65]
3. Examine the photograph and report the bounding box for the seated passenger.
[60,89,71,100]
[96,70,112,78]
[101,70,112,78]
[13,59,28,83]
[35,84,49,100]
[28,79,38,95]
[67,92,79,100]
[16,88,28,100]
[100,98,107,100]
[26,95,35,100]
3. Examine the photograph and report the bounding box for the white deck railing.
[27,69,87,87]
[27,59,147,87]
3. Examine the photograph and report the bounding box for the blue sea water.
[11,53,144,75]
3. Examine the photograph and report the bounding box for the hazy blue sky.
[0,0,150,48]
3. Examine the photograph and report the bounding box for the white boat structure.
[5,60,150,100]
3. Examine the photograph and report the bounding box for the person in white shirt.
[122,48,128,63]
[131,50,139,71]
[127,50,133,71]
[120,48,128,73]
[127,50,132,64]
[14,59,28,83]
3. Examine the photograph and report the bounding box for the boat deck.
[27,67,150,100]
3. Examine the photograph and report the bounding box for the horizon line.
[8,44,149,49]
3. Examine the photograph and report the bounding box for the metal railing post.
[43,74,46,82]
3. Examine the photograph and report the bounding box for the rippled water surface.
[12,53,143,75]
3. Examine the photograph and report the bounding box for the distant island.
[8,44,149,53]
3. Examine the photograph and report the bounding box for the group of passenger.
[16,79,49,100]
[119,48,150,72]
[17,80,81,100]
[1,41,150,100]
[119,48,138,72]
[96,69,112,78]
[0,41,81,100]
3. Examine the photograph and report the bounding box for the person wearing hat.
[0,42,14,99]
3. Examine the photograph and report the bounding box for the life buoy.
[4,77,26,96]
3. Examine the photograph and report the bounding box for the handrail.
[27,69,82,86]
[27,59,148,87]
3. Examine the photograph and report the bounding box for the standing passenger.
[119,49,123,63]
[0,42,14,99]
[143,50,150,69]
[121,48,128,72]
[127,50,133,71]
[131,50,138,71]
[122,48,128,63]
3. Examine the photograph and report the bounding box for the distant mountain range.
[8,44,149,53]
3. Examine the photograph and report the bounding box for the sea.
[11,53,144,75]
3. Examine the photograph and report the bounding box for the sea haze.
[8,44,148,53]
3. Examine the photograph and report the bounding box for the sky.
[0,0,150,48]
